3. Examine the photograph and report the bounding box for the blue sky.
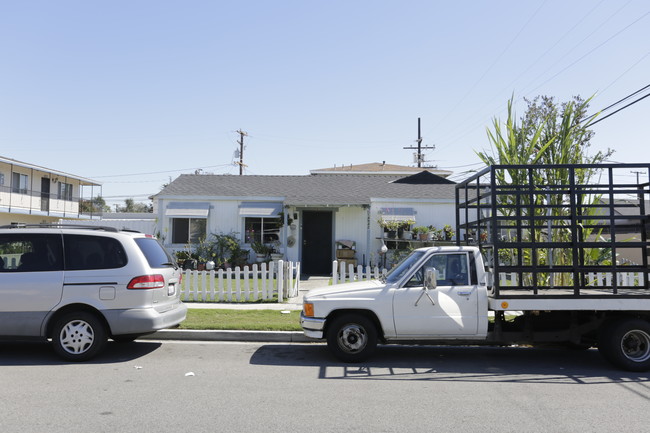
[1,1,649,208]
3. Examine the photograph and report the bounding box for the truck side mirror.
[424,268,437,290]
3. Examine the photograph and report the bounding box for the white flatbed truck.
[300,163,650,371]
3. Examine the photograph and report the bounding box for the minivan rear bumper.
[104,301,188,335]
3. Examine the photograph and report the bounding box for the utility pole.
[631,170,645,185]
[236,129,248,175]
[403,118,435,168]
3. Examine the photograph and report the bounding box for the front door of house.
[301,211,333,275]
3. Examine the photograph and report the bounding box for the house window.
[244,217,281,244]
[58,182,73,201]
[12,173,29,194]
[0,173,5,186]
[171,218,206,244]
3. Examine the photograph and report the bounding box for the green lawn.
[179,309,303,331]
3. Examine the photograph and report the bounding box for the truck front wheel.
[598,318,650,372]
[326,314,378,363]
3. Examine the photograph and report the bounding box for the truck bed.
[456,163,650,301]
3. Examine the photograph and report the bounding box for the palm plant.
[476,95,613,286]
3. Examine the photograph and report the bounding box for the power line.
[599,83,650,113]
[591,91,650,126]
[524,8,650,97]
[433,1,548,131]
[93,163,234,178]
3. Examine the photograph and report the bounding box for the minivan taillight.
[127,274,165,289]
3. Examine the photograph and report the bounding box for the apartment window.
[244,217,281,244]
[171,218,206,244]
[12,173,29,194]
[58,182,73,201]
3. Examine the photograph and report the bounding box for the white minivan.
[0,224,187,361]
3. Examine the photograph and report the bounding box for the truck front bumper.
[300,312,326,339]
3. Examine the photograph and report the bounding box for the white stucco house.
[153,167,457,275]
[0,155,102,225]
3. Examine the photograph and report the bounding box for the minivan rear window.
[134,237,175,268]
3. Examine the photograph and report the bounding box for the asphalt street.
[2,341,650,432]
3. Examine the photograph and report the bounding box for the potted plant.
[378,219,401,239]
[443,224,455,241]
[251,241,271,262]
[174,250,191,269]
[412,226,430,241]
[427,225,440,241]
[268,241,282,261]
[400,219,416,240]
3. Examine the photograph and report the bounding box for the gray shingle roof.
[155,173,456,206]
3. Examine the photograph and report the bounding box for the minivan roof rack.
[0,223,119,232]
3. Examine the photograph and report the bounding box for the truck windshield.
[385,251,425,284]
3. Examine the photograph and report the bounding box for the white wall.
[155,197,457,269]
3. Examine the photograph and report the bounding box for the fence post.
[332,260,338,285]
[200,270,207,302]
[217,269,224,301]
[234,266,241,301]
[296,262,301,293]
[252,264,259,300]
[181,269,189,301]
[243,265,250,301]
[208,270,215,301]
[226,268,233,301]
[261,262,268,300]
[277,260,284,303]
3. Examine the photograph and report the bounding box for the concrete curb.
[140,329,315,343]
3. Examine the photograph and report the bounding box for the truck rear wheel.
[326,314,377,363]
[598,318,650,372]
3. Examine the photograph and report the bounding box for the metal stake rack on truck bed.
[456,163,650,300]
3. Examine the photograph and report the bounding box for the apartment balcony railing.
[0,185,102,219]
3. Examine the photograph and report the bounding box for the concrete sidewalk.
[141,276,330,343]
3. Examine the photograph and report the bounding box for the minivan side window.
[0,234,64,272]
[63,235,127,270]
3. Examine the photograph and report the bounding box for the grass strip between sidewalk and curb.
[179,309,303,331]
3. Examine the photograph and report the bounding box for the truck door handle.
[457,291,472,296]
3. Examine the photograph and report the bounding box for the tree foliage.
[80,196,110,214]
[115,198,152,213]
[476,95,614,285]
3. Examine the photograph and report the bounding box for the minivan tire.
[51,312,108,361]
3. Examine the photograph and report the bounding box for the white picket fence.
[332,260,387,285]
[499,271,644,287]
[179,260,300,303]
[331,264,645,288]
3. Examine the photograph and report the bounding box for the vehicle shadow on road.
[0,341,162,366]
[250,343,650,385]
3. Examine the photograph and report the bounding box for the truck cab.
[301,246,490,362]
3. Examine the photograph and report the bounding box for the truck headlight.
[303,302,314,317]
